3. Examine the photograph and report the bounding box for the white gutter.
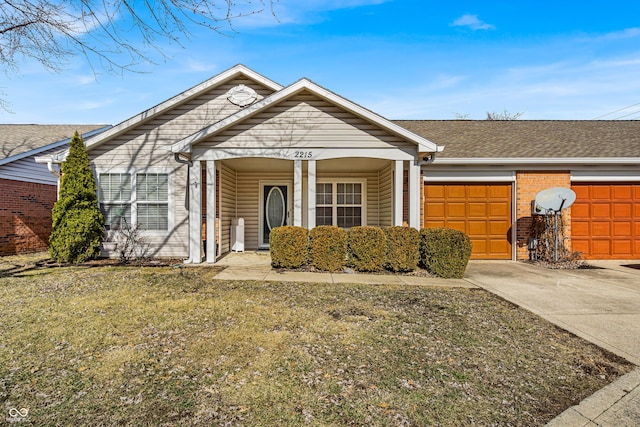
[432,157,640,165]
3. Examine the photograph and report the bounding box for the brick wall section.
[515,171,571,260]
[0,178,57,255]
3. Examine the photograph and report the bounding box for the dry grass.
[0,254,633,426]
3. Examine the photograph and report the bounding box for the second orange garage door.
[424,183,512,259]
[571,183,640,259]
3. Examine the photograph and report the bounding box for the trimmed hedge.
[270,226,308,268]
[347,226,386,272]
[309,226,347,272]
[384,226,420,272]
[420,227,472,278]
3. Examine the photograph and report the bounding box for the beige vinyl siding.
[90,78,276,168]
[378,162,393,227]
[199,91,415,150]
[220,163,237,255]
[90,77,276,258]
[236,170,292,250]
[130,165,189,258]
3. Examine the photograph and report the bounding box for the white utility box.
[231,218,245,252]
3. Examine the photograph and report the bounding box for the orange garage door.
[571,183,640,259]
[424,183,512,259]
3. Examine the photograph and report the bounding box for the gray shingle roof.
[394,120,640,158]
[0,124,105,160]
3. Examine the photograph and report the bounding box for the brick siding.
[515,171,571,260]
[0,178,57,255]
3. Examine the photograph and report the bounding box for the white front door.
[259,183,290,248]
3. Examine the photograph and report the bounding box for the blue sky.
[3,0,640,124]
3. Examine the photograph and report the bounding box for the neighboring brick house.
[0,125,109,255]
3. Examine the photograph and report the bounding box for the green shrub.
[49,132,105,263]
[309,226,347,272]
[270,226,308,268]
[384,226,420,272]
[420,227,472,278]
[347,226,386,272]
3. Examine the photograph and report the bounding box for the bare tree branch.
[0,1,276,110]
[485,109,524,120]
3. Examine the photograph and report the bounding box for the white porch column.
[206,160,217,263]
[307,160,316,229]
[408,160,420,229]
[188,160,202,264]
[394,160,404,226]
[293,160,302,226]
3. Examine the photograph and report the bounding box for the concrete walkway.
[213,253,640,426]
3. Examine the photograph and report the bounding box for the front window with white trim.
[316,180,364,228]
[136,173,169,230]
[99,172,169,231]
[99,173,131,230]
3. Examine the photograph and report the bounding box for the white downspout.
[47,160,62,198]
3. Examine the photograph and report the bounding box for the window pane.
[316,183,332,205]
[315,206,333,226]
[336,183,345,204]
[138,203,168,230]
[335,182,362,206]
[102,203,131,230]
[337,206,361,228]
[138,173,168,202]
[99,173,131,201]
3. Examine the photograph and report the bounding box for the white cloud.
[450,14,495,31]
[231,0,390,27]
[585,27,640,41]
[75,75,96,85]
[184,58,219,73]
[360,51,640,120]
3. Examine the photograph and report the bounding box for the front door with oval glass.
[261,184,289,247]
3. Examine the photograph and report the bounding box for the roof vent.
[226,84,258,107]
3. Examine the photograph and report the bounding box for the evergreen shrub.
[420,227,472,278]
[269,226,308,268]
[309,226,347,272]
[384,226,420,272]
[347,226,386,272]
[49,132,105,263]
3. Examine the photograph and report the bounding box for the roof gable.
[61,65,283,158]
[172,78,441,154]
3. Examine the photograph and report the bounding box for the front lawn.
[0,256,633,425]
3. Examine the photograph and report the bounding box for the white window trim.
[316,178,367,228]
[571,170,640,182]
[97,168,174,237]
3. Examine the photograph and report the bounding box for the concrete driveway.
[464,260,640,365]
[464,260,640,427]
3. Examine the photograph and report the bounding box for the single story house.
[35,65,640,262]
[0,125,108,255]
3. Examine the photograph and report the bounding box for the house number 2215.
[294,151,313,159]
